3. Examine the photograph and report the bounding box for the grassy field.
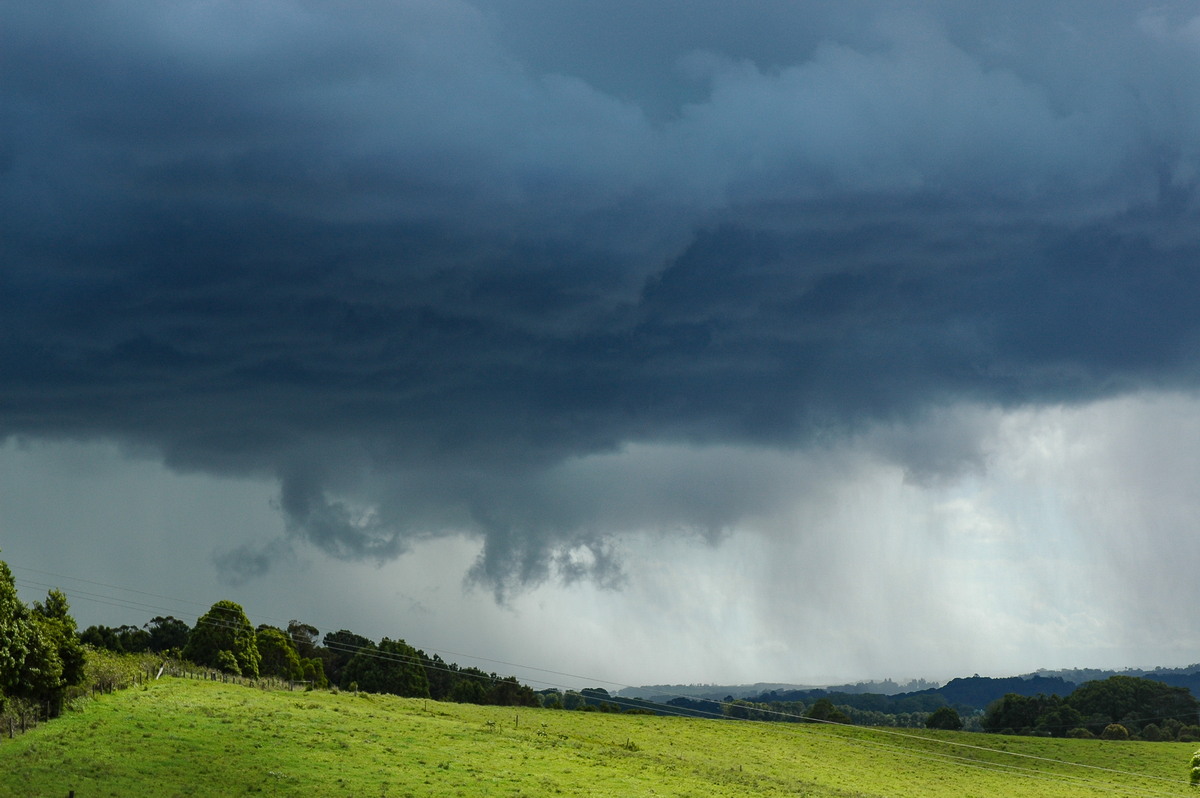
[0,677,1195,797]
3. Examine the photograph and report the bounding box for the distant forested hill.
[621,667,1200,717]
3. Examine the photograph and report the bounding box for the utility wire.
[10,563,1197,794]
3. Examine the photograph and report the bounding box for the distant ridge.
[616,678,938,702]
[618,666,1200,713]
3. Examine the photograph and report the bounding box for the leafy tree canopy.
[926,706,964,731]
[182,600,261,678]
[256,626,303,680]
[340,637,429,698]
[145,616,190,653]
[1,555,85,711]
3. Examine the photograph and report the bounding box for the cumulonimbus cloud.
[4,1,1200,591]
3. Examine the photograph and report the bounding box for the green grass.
[0,677,1195,797]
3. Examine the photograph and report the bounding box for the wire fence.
[0,658,316,742]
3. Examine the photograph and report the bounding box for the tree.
[339,637,430,698]
[487,675,538,707]
[256,626,303,680]
[982,693,1050,734]
[1140,723,1165,742]
[450,677,487,704]
[1034,701,1084,738]
[287,621,320,659]
[1,558,85,715]
[805,698,852,725]
[300,656,328,688]
[925,706,964,731]
[1067,675,1199,736]
[31,589,85,694]
[421,651,456,700]
[182,600,261,678]
[145,616,190,653]
[322,629,373,687]
[1,558,32,698]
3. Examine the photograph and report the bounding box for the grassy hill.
[0,677,1196,797]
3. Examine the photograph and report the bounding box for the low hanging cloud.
[5,1,1200,592]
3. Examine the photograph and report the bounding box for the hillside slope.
[0,678,1195,797]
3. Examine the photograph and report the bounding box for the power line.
[9,563,1196,794]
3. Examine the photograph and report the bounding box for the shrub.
[1180,725,1200,743]
[215,650,241,676]
[925,707,964,731]
[1140,723,1165,742]
[1065,727,1095,739]
[1101,723,1129,741]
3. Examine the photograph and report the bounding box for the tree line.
[0,549,542,712]
[81,599,540,707]
[981,675,1200,740]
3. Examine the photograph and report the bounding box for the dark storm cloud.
[5,1,1200,589]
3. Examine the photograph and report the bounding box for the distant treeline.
[80,599,541,708]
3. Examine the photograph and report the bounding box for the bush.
[1101,723,1130,741]
[215,650,241,676]
[925,707,963,731]
[1179,725,1200,743]
[1065,727,1095,739]
[1139,723,1164,742]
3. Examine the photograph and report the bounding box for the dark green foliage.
[926,706,964,731]
[1067,675,1198,735]
[287,621,320,658]
[410,649,534,707]
[216,650,242,676]
[80,624,151,653]
[756,687,948,715]
[663,696,725,719]
[0,560,30,697]
[805,698,852,725]
[0,559,86,715]
[339,637,430,698]
[912,675,1074,711]
[31,590,85,692]
[145,616,190,653]
[982,693,1046,734]
[983,694,1085,738]
[450,677,488,703]
[487,675,537,707]
[726,700,775,721]
[982,675,1200,740]
[256,627,303,680]
[182,600,261,678]
[300,656,329,688]
[421,652,456,700]
[1034,699,1084,737]
[322,629,373,686]
[1140,723,1165,741]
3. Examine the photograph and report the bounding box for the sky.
[4,0,1200,691]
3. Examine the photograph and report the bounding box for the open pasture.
[0,678,1194,797]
